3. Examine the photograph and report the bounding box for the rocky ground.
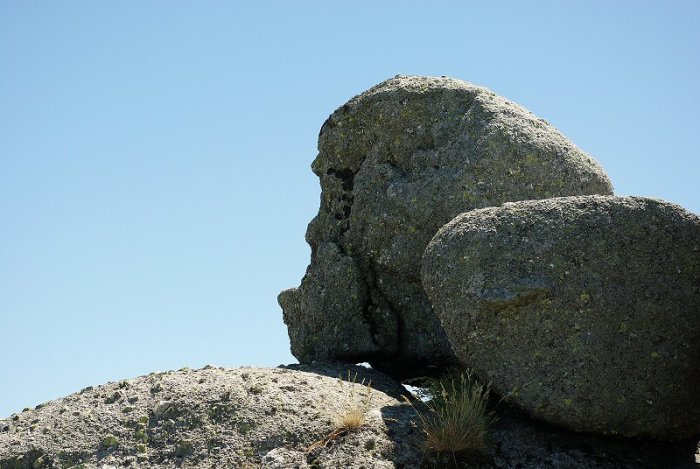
[1,364,698,468]
[0,365,419,468]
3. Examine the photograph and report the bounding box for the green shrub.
[409,370,496,464]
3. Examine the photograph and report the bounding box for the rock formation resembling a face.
[279,75,613,379]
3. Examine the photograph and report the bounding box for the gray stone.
[422,195,700,439]
[486,401,699,468]
[280,75,613,378]
[3,364,697,468]
[0,366,418,468]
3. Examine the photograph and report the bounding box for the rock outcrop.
[0,366,419,468]
[279,75,613,378]
[4,78,696,469]
[422,195,700,439]
[2,365,698,468]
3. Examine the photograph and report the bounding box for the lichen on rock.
[0,366,419,468]
[2,364,697,468]
[422,195,700,439]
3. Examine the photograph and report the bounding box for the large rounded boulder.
[279,75,613,378]
[422,195,700,439]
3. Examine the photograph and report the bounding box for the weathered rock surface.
[2,364,698,468]
[0,365,418,468]
[279,75,613,378]
[487,402,699,468]
[422,195,700,439]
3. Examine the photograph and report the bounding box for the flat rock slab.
[280,75,613,379]
[423,195,700,439]
[0,366,419,468]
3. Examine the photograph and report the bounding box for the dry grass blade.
[305,428,349,453]
[305,371,373,454]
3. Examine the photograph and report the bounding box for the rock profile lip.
[280,74,613,379]
[422,195,700,440]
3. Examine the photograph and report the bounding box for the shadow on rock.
[488,401,699,468]
[284,362,700,467]
[279,362,412,401]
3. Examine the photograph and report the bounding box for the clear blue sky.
[1,2,698,418]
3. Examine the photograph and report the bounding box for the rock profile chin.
[279,74,613,379]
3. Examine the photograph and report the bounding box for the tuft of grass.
[408,370,496,464]
[334,371,373,431]
[306,371,372,453]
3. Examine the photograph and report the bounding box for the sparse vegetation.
[408,370,496,466]
[333,372,373,431]
[101,434,120,449]
[305,371,373,453]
